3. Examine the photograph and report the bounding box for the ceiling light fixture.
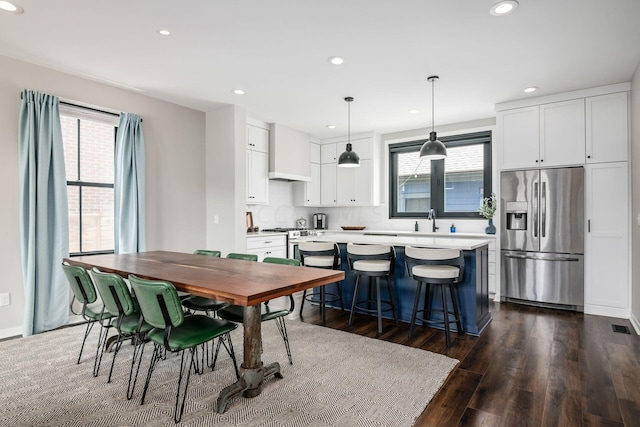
[326,125,335,129]
[157,29,171,36]
[233,89,245,95]
[408,109,420,114]
[490,0,519,16]
[524,86,538,93]
[338,97,360,168]
[0,1,23,13]
[419,76,447,161]
[328,56,344,65]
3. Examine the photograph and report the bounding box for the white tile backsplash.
[249,180,495,235]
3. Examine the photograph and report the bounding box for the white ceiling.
[1,0,639,139]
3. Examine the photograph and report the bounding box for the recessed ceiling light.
[0,1,23,13]
[233,89,245,95]
[408,109,420,114]
[524,86,538,93]
[326,125,336,129]
[157,29,171,36]
[490,0,518,16]
[328,56,344,65]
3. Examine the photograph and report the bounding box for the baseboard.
[630,312,640,335]
[584,304,631,319]
[0,326,22,340]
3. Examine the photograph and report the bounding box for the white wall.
[631,62,640,332]
[0,55,206,338]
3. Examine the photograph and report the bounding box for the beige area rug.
[0,319,458,427]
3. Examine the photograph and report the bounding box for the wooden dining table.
[64,250,344,412]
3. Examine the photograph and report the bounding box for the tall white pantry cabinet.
[496,83,630,318]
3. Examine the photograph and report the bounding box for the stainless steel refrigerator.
[500,167,584,310]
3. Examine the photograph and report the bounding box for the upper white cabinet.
[498,106,540,169]
[586,92,628,163]
[246,124,269,204]
[317,133,381,207]
[584,162,629,316]
[539,99,585,167]
[321,143,337,163]
[497,84,630,170]
[293,142,321,206]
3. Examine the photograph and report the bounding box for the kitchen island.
[298,231,492,335]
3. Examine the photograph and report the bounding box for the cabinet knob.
[540,159,544,162]
[587,155,591,159]
[535,160,538,163]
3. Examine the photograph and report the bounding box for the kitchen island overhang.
[302,232,492,336]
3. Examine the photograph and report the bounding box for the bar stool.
[405,246,464,346]
[346,243,398,334]
[298,241,344,324]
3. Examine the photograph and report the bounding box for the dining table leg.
[216,304,284,413]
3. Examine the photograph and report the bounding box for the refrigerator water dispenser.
[506,201,528,230]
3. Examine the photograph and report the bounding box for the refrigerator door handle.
[541,181,547,238]
[533,182,539,237]
[504,253,581,262]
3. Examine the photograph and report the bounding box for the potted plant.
[479,192,497,234]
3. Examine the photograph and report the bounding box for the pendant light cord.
[348,99,351,147]
[431,78,435,133]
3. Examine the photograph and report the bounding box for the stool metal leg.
[449,284,463,335]
[423,282,433,327]
[349,276,361,326]
[441,285,452,347]
[320,285,326,325]
[385,275,399,326]
[409,281,423,339]
[375,277,383,334]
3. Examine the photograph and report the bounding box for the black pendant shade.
[419,75,447,160]
[338,96,360,168]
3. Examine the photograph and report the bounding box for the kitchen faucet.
[428,209,438,232]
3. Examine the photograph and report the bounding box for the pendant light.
[419,76,447,160]
[338,96,360,168]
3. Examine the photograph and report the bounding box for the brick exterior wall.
[60,115,115,253]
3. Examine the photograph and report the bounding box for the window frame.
[62,109,118,257]
[389,131,492,219]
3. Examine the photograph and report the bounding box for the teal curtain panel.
[18,89,70,336]
[114,113,146,254]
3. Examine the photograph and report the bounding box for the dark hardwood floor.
[286,296,640,427]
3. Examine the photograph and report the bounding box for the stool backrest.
[194,249,221,257]
[298,241,340,269]
[404,246,464,281]
[346,243,396,274]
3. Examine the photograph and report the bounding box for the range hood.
[269,123,311,182]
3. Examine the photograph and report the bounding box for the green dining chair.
[216,256,299,365]
[129,274,239,423]
[62,262,114,376]
[181,250,229,316]
[91,269,153,399]
[226,252,258,261]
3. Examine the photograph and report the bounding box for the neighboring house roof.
[398,145,484,176]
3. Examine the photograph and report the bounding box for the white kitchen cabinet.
[321,143,337,163]
[539,99,585,167]
[586,92,629,163]
[320,163,337,205]
[246,124,269,205]
[500,100,585,169]
[498,106,540,170]
[336,159,373,206]
[293,162,321,206]
[246,234,287,262]
[584,162,629,316]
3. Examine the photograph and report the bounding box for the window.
[389,131,492,219]
[60,105,119,255]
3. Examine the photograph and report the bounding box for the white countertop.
[298,231,491,250]
[319,229,497,239]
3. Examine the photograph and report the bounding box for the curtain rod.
[20,93,142,122]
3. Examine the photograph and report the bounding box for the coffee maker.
[313,213,327,230]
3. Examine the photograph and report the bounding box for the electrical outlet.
[0,293,10,307]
